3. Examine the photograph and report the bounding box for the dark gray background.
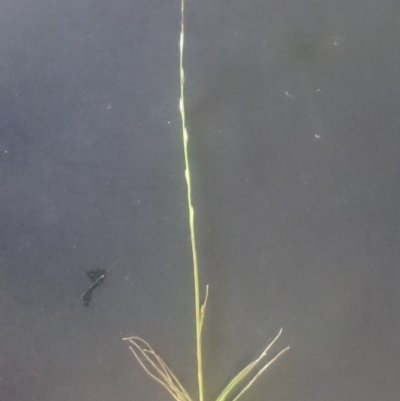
[1,0,399,400]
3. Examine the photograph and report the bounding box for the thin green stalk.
[124,3,289,401]
[179,1,205,401]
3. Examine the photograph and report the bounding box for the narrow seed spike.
[124,2,289,401]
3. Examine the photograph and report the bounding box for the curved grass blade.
[215,329,289,401]
[123,336,193,401]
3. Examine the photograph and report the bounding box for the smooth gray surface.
[1,1,399,400]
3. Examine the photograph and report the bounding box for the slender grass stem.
[179,1,205,401]
[124,3,289,401]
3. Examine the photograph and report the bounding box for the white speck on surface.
[285,91,294,98]
[4,150,7,153]
[106,105,112,110]
[315,134,320,138]
[316,89,320,92]
[327,37,344,47]
[167,121,170,124]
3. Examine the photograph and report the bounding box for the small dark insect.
[87,268,107,284]
[82,268,107,307]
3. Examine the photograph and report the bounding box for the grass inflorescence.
[123,2,289,400]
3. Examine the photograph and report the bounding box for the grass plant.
[123,2,290,400]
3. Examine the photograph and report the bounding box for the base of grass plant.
[123,1,289,401]
[123,327,289,401]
